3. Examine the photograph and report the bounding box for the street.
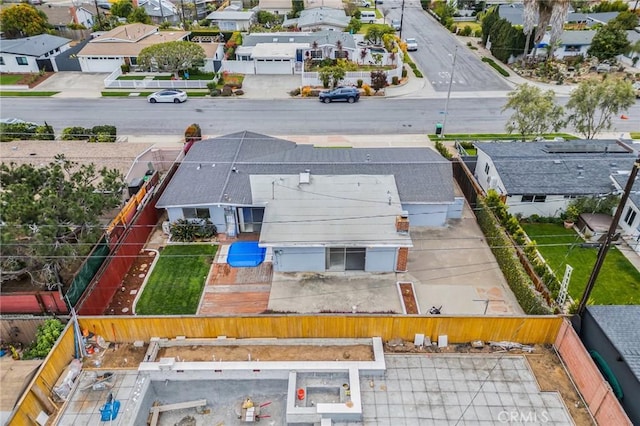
[3,97,639,136]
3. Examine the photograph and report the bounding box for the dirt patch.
[10,72,55,88]
[83,343,149,369]
[157,345,374,362]
[399,282,419,314]
[105,250,156,315]
[526,349,595,426]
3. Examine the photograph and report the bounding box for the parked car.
[596,62,611,73]
[96,1,111,9]
[632,81,640,98]
[375,0,383,4]
[318,87,360,103]
[358,0,371,6]
[391,19,401,31]
[0,118,37,126]
[147,89,188,104]
[404,38,418,51]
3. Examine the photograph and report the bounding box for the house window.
[16,57,28,66]
[310,50,322,59]
[484,163,490,174]
[0,57,4,65]
[130,57,138,65]
[334,50,348,59]
[183,207,210,219]
[238,207,264,233]
[326,247,366,271]
[521,195,547,203]
[624,207,637,226]
[564,45,580,52]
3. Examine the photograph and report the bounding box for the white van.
[360,11,376,24]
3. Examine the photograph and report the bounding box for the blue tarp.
[227,241,266,267]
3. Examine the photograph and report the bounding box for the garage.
[254,59,292,74]
[79,57,123,73]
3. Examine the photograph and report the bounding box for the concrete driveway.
[240,75,301,99]
[267,202,523,315]
[35,72,108,98]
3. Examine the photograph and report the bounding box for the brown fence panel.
[0,291,68,315]
[452,158,482,208]
[554,320,632,425]
[76,315,563,344]
[0,317,47,346]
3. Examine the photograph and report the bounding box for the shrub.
[450,25,457,33]
[434,140,452,159]
[0,122,38,142]
[170,219,218,242]
[460,25,472,36]
[474,29,482,38]
[234,89,244,96]
[361,83,373,96]
[482,57,509,76]
[121,63,130,73]
[61,126,90,141]
[210,88,221,97]
[370,70,387,93]
[289,87,301,96]
[221,85,233,96]
[301,86,312,97]
[402,68,407,78]
[90,125,116,143]
[184,123,202,143]
[22,319,65,360]
[356,79,363,88]
[35,122,55,140]
[392,76,399,85]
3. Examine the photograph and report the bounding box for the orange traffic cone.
[621,114,628,120]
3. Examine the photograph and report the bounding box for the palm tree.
[521,0,539,66]
[524,0,571,63]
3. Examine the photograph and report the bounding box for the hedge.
[475,196,553,315]
[481,57,510,77]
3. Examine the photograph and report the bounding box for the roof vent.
[553,160,562,164]
[299,171,310,184]
[576,164,584,170]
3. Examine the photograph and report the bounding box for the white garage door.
[255,59,292,75]
[80,58,123,73]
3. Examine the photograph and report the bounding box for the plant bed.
[397,282,420,314]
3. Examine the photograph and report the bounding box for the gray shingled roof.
[560,30,596,45]
[0,34,71,56]
[476,141,637,196]
[156,131,454,208]
[612,174,640,209]
[498,4,618,28]
[587,305,640,380]
[283,7,349,28]
[241,30,356,49]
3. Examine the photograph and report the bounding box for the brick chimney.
[395,212,409,234]
[396,247,408,272]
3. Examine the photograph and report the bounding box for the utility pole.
[93,0,104,29]
[399,0,406,40]
[577,155,640,316]
[440,45,458,138]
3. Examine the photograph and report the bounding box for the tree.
[609,10,639,30]
[345,17,362,34]
[370,70,387,93]
[128,7,151,24]
[257,10,280,26]
[591,0,628,12]
[365,24,394,45]
[0,4,49,39]
[587,24,630,61]
[318,66,345,88]
[111,0,134,18]
[565,78,636,139]
[0,156,125,289]
[502,84,564,141]
[137,41,205,78]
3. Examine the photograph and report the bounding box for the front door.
[238,207,264,233]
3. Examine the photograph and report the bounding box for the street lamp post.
[440,45,458,138]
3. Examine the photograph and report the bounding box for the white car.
[0,118,37,126]
[405,38,418,51]
[391,19,401,31]
[147,89,188,104]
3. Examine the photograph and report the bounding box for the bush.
[22,319,65,360]
[362,83,373,96]
[0,122,38,142]
[35,122,55,140]
[482,57,509,76]
[474,29,482,38]
[221,85,233,96]
[402,68,407,78]
[120,63,130,73]
[356,79,363,88]
[61,126,90,141]
[460,25,472,37]
[370,70,387,93]
[301,86,312,97]
[434,140,452,159]
[392,76,399,85]
[210,88,221,97]
[289,87,301,96]
[234,89,244,96]
[450,25,457,34]
[170,219,217,242]
[90,125,116,143]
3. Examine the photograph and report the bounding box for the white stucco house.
[138,0,181,24]
[155,131,463,273]
[474,140,638,218]
[35,4,97,30]
[78,23,222,73]
[612,173,640,253]
[206,9,256,31]
[258,0,292,16]
[0,34,72,73]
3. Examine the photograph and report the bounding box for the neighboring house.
[474,140,638,218]
[206,9,256,31]
[228,30,356,74]
[542,30,597,59]
[283,7,350,31]
[258,0,292,16]
[35,4,96,30]
[620,29,640,69]
[498,4,619,28]
[612,173,640,253]
[304,0,344,9]
[0,34,72,73]
[155,131,461,272]
[581,305,640,425]
[77,23,223,73]
[137,0,180,24]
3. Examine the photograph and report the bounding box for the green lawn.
[135,244,217,315]
[0,74,23,85]
[631,132,640,139]
[427,133,578,141]
[117,75,146,80]
[101,91,209,97]
[522,223,640,304]
[0,91,59,97]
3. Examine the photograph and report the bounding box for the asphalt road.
[383,1,511,92]
[4,98,639,136]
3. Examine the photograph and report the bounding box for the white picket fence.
[103,68,216,89]
[301,59,404,87]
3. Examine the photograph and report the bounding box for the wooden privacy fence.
[77,315,564,344]
[10,315,563,423]
[554,320,633,425]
